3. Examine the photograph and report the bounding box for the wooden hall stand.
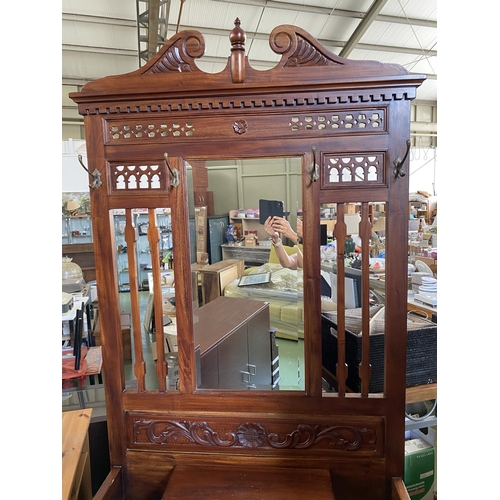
[70,20,424,500]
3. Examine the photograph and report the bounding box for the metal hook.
[309,146,319,183]
[78,155,102,189]
[393,139,411,179]
[164,153,180,188]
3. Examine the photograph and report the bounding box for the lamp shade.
[345,213,361,235]
[66,199,80,211]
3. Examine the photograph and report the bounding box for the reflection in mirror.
[319,202,388,392]
[113,205,178,392]
[187,157,304,391]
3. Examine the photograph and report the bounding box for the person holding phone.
[264,216,303,269]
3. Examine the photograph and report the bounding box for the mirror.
[318,202,388,392]
[187,157,304,391]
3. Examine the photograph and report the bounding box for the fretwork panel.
[322,153,386,189]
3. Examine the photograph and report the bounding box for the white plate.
[421,276,437,284]
[415,259,433,275]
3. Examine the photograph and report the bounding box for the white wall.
[409,147,438,197]
[62,139,89,192]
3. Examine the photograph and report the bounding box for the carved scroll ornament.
[133,418,377,452]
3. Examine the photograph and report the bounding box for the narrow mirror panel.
[114,207,179,391]
[319,202,388,394]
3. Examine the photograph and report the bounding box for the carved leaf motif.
[133,418,377,452]
[285,35,339,67]
[143,33,205,74]
[269,26,343,68]
[134,419,236,446]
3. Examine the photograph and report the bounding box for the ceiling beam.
[210,0,436,28]
[339,0,389,58]
[163,23,436,58]
[62,44,137,57]
[62,13,137,27]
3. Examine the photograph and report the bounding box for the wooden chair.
[70,20,424,500]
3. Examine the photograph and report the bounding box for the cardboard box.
[404,428,436,500]
[245,234,258,247]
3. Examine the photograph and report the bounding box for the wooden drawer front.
[200,260,244,304]
[217,324,249,389]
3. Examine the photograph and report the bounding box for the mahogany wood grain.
[162,465,335,499]
[92,467,123,500]
[392,477,411,500]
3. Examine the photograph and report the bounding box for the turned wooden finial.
[229,18,246,83]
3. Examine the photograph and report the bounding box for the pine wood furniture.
[198,258,245,304]
[62,408,93,500]
[70,20,424,500]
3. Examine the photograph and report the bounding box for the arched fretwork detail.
[322,153,386,189]
[110,163,165,192]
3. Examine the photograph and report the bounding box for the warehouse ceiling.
[62,0,437,133]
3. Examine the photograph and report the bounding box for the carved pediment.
[141,30,206,74]
[270,25,343,68]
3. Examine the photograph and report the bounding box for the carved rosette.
[233,119,248,134]
[132,418,377,452]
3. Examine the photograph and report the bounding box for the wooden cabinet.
[198,259,245,304]
[409,200,431,224]
[194,297,274,389]
[221,244,270,266]
[229,215,268,241]
[62,243,96,283]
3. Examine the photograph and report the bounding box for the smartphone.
[259,199,284,224]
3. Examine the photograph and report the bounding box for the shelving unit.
[113,208,172,292]
[62,215,93,244]
[229,215,268,242]
[408,200,431,225]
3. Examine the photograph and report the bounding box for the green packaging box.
[404,428,435,500]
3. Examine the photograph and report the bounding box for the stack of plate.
[419,276,437,296]
[414,276,437,307]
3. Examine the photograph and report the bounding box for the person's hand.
[264,216,280,240]
[269,217,297,242]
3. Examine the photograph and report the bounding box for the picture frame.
[237,272,272,287]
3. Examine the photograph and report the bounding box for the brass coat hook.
[164,153,180,187]
[309,146,319,183]
[78,155,102,189]
[393,139,411,178]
